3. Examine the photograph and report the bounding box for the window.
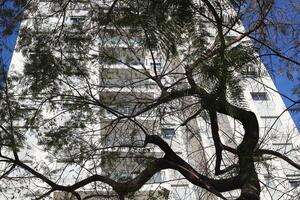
[70,16,86,26]
[241,65,258,77]
[289,180,300,188]
[272,142,292,152]
[147,171,165,183]
[162,128,176,139]
[71,0,88,3]
[99,47,144,65]
[260,116,283,140]
[287,174,300,188]
[271,142,292,145]
[251,92,268,101]
[150,62,161,68]
[263,175,273,187]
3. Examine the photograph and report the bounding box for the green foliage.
[0,0,259,163]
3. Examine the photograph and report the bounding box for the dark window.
[287,174,300,188]
[251,92,268,101]
[263,175,273,187]
[162,128,175,139]
[70,16,85,26]
[289,180,300,187]
[150,62,161,67]
[241,65,258,77]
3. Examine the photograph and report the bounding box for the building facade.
[2,0,300,199]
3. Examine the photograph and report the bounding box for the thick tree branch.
[256,149,300,171]
[208,109,224,175]
[145,134,247,198]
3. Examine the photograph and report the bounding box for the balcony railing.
[101,106,154,118]
[100,79,155,89]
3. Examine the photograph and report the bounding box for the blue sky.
[0,0,22,85]
[238,0,300,130]
[0,0,299,129]
[269,62,300,129]
[256,0,300,129]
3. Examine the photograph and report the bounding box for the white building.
[2,0,300,199]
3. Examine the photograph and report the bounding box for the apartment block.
[3,0,300,199]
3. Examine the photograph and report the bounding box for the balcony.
[99,91,155,120]
[99,28,143,48]
[100,151,164,183]
[100,78,155,89]
[100,119,158,148]
[99,46,145,66]
[99,68,155,89]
